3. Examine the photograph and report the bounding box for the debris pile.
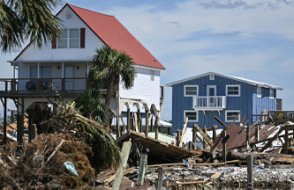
[0,133,95,189]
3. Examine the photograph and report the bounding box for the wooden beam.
[112,139,132,190]
[195,125,213,148]
[137,154,148,185]
[211,116,229,152]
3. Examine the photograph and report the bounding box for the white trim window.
[184,110,198,122]
[209,74,215,80]
[257,86,262,98]
[225,110,240,122]
[269,88,274,99]
[184,85,198,97]
[226,85,240,97]
[57,28,80,48]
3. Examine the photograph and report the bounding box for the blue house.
[166,72,282,131]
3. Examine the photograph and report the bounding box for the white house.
[8,3,165,118]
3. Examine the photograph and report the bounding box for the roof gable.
[166,72,282,90]
[67,4,164,70]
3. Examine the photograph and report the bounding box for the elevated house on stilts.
[0,3,165,143]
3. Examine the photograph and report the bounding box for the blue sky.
[1,0,294,120]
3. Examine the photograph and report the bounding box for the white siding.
[119,67,161,110]
[16,6,104,62]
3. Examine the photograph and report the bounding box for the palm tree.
[0,0,60,51]
[89,46,136,126]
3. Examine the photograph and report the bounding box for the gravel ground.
[144,165,294,189]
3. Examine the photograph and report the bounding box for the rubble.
[1,108,294,189]
[0,133,95,189]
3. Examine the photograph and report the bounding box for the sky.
[1,0,294,120]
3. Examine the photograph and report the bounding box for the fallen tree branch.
[46,139,65,164]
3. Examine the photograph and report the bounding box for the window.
[225,110,240,122]
[226,85,240,96]
[269,89,274,98]
[209,74,215,80]
[257,86,262,97]
[184,110,198,122]
[69,29,80,48]
[57,29,68,48]
[150,70,155,81]
[57,29,80,48]
[184,85,198,97]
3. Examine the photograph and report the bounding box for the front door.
[65,66,74,90]
[207,85,216,107]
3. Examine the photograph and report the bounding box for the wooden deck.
[117,130,203,163]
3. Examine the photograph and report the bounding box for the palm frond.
[43,101,121,169]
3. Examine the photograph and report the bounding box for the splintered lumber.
[210,172,222,180]
[175,180,208,185]
[179,117,188,147]
[100,167,137,185]
[112,139,132,190]
[210,116,229,152]
[116,130,201,162]
[228,151,294,164]
[195,125,213,148]
[260,126,284,152]
[148,160,240,169]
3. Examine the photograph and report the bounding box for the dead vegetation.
[0,133,95,189]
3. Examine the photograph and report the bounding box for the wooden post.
[192,124,197,149]
[188,141,192,150]
[145,111,149,137]
[246,125,250,150]
[247,154,253,190]
[17,97,24,144]
[137,154,148,186]
[176,130,182,147]
[222,131,227,163]
[284,127,289,154]
[156,167,164,190]
[203,127,207,149]
[255,125,259,142]
[155,116,159,140]
[212,125,217,143]
[127,108,131,132]
[112,139,132,190]
[137,109,142,132]
[2,97,7,144]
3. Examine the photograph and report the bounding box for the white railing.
[193,96,226,110]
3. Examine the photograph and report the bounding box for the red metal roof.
[68,4,165,70]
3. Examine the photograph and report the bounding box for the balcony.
[193,96,226,111]
[0,77,90,98]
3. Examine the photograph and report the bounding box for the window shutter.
[80,28,85,48]
[51,36,56,49]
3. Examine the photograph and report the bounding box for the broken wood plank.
[175,179,209,185]
[210,172,222,180]
[112,139,132,190]
[195,125,213,148]
[260,126,285,152]
[137,154,148,185]
[210,116,229,152]
[179,117,188,147]
[148,160,240,168]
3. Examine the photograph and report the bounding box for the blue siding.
[252,87,277,122]
[171,74,275,132]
